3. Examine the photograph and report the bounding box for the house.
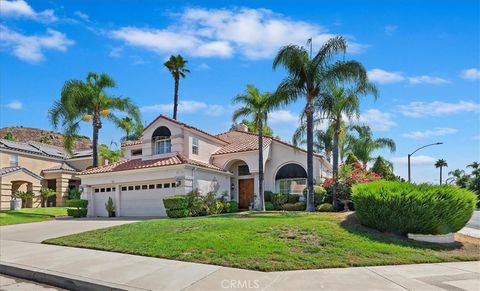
[80,115,332,217]
[0,139,92,209]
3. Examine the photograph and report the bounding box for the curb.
[0,262,145,291]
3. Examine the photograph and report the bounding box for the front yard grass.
[44,212,479,271]
[0,207,70,226]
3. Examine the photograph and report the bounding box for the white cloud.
[398,101,480,117]
[110,7,366,60]
[461,68,480,81]
[74,10,89,21]
[384,25,398,35]
[140,100,225,116]
[408,75,450,85]
[0,25,74,63]
[0,0,57,22]
[269,110,298,124]
[196,63,210,70]
[402,127,457,139]
[356,109,396,131]
[4,100,23,110]
[367,69,405,84]
[391,155,436,165]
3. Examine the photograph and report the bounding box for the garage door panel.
[93,192,114,217]
[120,188,176,217]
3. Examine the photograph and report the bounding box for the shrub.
[225,201,239,213]
[166,209,190,218]
[287,194,300,203]
[264,191,274,202]
[105,197,115,217]
[67,208,87,218]
[265,201,274,211]
[163,195,188,210]
[302,185,327,206]
[352,181,477,235]
[68,188,81,200]
[186,190,203,216]
[271,193,288,210]
[317,203,334,212]
[209,200,225,215]
[281,202,306,211]
[66,199,88,208]
[40,188,56,207]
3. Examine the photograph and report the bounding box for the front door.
[239,179,254,209]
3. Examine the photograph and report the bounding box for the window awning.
[275,163,307,180]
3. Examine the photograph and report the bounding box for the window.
[100,188,105,192]
[279,179,307,195]
[156,184,163,189]
[238,165,250,176]
[106,188,111,192]
[164,183,170,188]
[155,137,171,154]
[9,154,18,167]
[149,184,155,189]
[192,137,199,155]
[121,186,127,191]
[94,188,99,193]
[171,183,176,188]
[134,185,140,190]
[131,149,142,156]
[128,186,134,191]
[142,185,148,190]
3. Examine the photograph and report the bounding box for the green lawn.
[44,212,479,271]
[0,207,70,226]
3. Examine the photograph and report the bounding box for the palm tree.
[446,169,468,187]
[467,161,480,176]
[232,85,277,211]
[114,116,143,141]
[345,125,396,168]
[273,36,370,211]
[434,159,448,185]
[49,72,141,167]
[164,55,190,120]
[293,127,334,161]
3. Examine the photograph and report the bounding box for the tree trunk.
[306,103,315,212]
[332,119,340,210]
[440,166,443,185]
[92,115,101,167]
[258,119,265,211]
[173,75,179,120]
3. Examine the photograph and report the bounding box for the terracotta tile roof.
[121,139,143,147]
[214,131,272,155]
[80,154,226,175]
[143,115,228,144]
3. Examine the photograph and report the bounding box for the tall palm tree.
[446,169,468,187]
[345,125,396,168]
[320,82,377,208]
[113,116,144,141]
[434,159,448,185]
[49,72,141,167]
[232,85,277,211]
[164,55,190,120]
[467,161,480,176]
[273,36,370,211]
[293,127,334,161]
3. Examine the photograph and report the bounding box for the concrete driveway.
[468,210,480,229]
[0,218,142,243]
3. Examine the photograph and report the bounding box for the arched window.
[275,163,307,195]
[152,126,171,154]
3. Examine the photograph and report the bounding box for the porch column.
[56,175,70,206]
[82,185,94,217]
[0,182,13,210]
[30,182,42,208]
[114,185,121,217]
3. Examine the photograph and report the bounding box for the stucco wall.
[0,151,61,175]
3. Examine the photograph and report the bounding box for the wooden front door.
[239,179,254,209]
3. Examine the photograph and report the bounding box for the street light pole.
[407,142,443,183]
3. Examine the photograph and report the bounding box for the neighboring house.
[0,139,92,209]
[80,115,332,217]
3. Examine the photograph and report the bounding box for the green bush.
[186,190,204,216]
[163,195,188,210]
[68,188,81,200]
[303,185,327,206]
[225,201,239,213]
[352,181,477,235]
[264,191,274,202]
[265,201,274,211]
[281,202,306,211]
[66,199,88,209]
[166,209,190,218]
[287,194,300,204]
[317,203,334,212]
[67,208,87,218]
[271,193,288,210]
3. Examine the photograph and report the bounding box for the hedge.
[352,181,477,235]
[271,193,288,210]
[66,199,88,209]
[163,195,188,210]
[264,191,274,202]
[265,201,274,211]
[303,185,327,206]
[282,202,306,211]
[67,208,87,218]
[317,203,334,212]
[225,201,239,213]
[287,194,300,204]
[166,209,190,218]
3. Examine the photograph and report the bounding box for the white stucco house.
[80,115,332,217]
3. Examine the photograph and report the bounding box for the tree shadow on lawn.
[339,212,465,251]
[1,211,54,218]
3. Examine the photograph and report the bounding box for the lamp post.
[408,142,443,183]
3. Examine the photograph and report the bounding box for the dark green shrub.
[186,190,203,216]
[166,209,190,218]
[303,185,327,206]
[287,194,300,203]
[317,203,334,212]
[352,181,477,235]
[66,199,88,208]
[163,195,188,210]
[271,193,288,210]
[265,201,274,211]
[67,208,87,218]
[281,202,306,211]
[225,201,239,213]
[264,191,274,202]
[68,188,81,200]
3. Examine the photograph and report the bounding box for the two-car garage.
[91,181,177,217]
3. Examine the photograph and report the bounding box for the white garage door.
[93,188,115,217]
[120,182,177,217]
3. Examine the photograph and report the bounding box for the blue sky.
[0,0,479,183]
